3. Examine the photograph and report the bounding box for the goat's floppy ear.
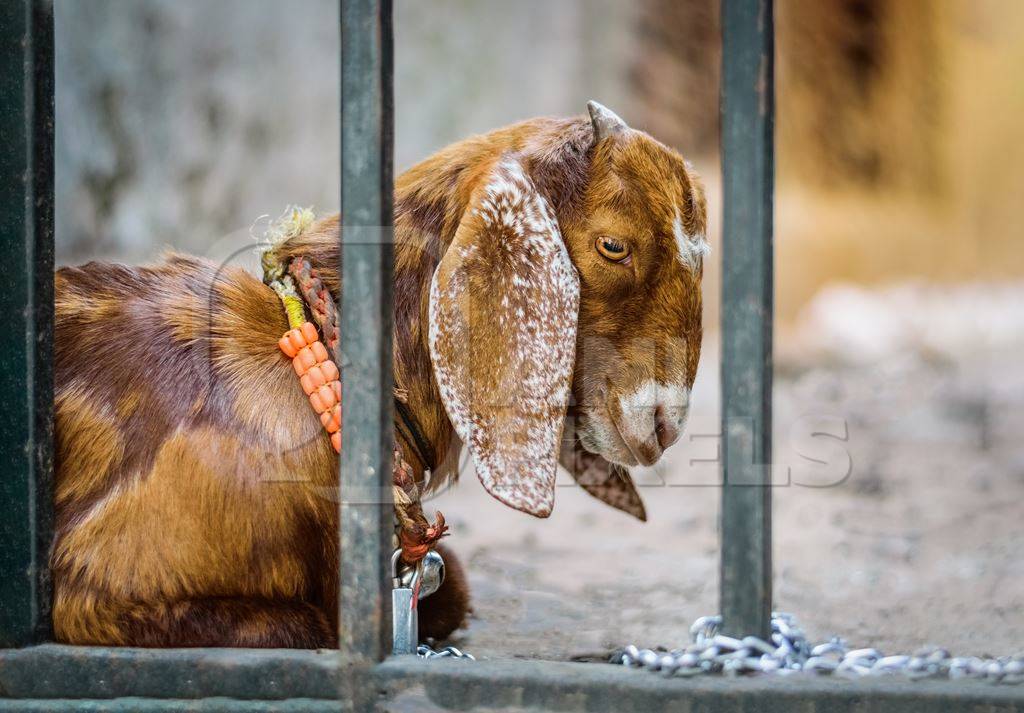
[559,428,647,522]
[429,158,580,518]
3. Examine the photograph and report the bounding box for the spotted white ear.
[429,158,580,517]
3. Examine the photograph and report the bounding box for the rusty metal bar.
[338,0,395,665]
[0,0,55,648]
[719,0,774,640]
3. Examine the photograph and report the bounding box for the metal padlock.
[391,550,419,655]
[397,550,445,600]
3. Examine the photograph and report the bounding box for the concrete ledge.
[1,646,1023,712]
[0,645,340,700]
[0,698,342,713]
[376,657,1024,713]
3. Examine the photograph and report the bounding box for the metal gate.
[0,0,1019,710]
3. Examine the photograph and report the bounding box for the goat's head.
[564,103,706,475]
[428,102,707,518]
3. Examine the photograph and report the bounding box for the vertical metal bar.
[339,0,394,664]
[719,0,774,640]
[0,0,55,647]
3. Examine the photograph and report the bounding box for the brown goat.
[52,102,707,647]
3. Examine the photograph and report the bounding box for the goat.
[52,102,707,647]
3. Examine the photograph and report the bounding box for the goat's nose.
[655,404,681,451]
[623,405,681,467]
[614,384,690,466]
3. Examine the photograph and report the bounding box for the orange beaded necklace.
[259,208,342,453]
[259,208,448,564]
[277,321,342,453]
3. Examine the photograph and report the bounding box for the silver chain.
[615,612,1024,684]
[417,644,475,660]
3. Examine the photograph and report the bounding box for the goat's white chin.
[576,411,641,467]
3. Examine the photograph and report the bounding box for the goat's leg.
[116,597,336,648]
[418,544,471,642]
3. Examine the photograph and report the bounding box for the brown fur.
[53,112,704,646]
[54,256,339,646]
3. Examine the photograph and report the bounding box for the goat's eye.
[595,237,630,262]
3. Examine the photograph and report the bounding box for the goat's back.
[52,254,339,645]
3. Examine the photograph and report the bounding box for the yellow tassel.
[281,294,306,330]
[257,205,317,330]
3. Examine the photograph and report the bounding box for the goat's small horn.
[587,100,628,143]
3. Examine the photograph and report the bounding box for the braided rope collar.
[259,208,447,563]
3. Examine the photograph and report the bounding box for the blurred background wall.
[55,0,637,265]
[54,0,1024,657]
[56,0,1024,325]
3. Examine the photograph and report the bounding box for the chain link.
[417,644,475,660]
[614,612,1024,684]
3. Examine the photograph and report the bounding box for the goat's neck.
[391,116,594,485]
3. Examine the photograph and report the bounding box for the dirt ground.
[428,282,1024,661]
